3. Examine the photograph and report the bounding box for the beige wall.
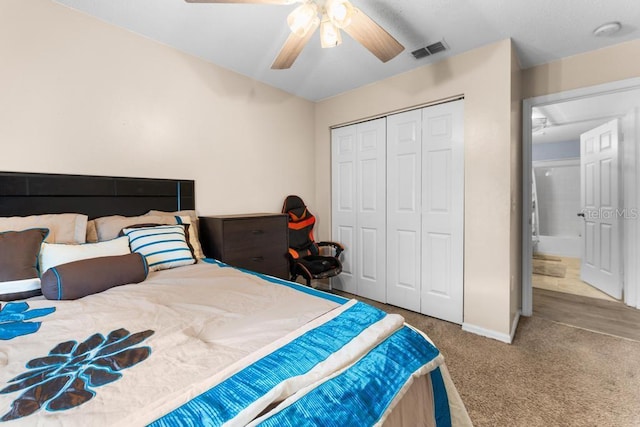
[510,43,523,333]
[315,40,518,336]
[0,0,316,216]
[522,39,640,99]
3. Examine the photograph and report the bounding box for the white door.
[331,124,357,294]
[331,119,386,301]
[580,119,622,299]
[421,100,464,324]
[355,119,387,302]
[386,109,422,312]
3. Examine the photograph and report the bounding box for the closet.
[331,100,464,324]
[331,118,387,302]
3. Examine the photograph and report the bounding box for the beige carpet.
[334,291,640,427]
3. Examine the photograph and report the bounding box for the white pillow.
[122,225,195,272]
[40,236,131,275]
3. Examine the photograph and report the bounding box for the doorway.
[532,117,625,302]
[522,78,640,325]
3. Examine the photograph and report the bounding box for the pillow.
[40,236,131,275]
[41,253,148,300]
[0,228,49,301]
[122,225,195,271]
[86,220,98,243]
[94,215,177,242]
[118,223,197,259]
[146,210,204,260]
[0,213,87,244]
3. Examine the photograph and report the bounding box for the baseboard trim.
[510,310,521,343]
[462,311,522,344]
[462,322,513,344]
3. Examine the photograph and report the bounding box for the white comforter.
[0,262,468,426]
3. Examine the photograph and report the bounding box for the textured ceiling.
[54,0,639,101]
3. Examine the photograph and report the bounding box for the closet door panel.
[386,110,422,312]
[356,119,386,302]
[331,125,358,293]
[421,100,464,324]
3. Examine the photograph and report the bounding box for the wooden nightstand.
[199,214,289,280]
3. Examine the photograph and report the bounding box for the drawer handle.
[251,256,264,262]
[251,229,264,235]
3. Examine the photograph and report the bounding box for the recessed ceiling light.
[593,21,622,37]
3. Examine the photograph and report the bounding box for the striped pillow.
[122,225,195,272]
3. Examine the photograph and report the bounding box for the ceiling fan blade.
[185,0,293,4]
[271,21,319,70]
[343,8,404,63]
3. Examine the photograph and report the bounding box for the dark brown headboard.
[0,172,195,219]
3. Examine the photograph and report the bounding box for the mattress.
[0,260,471,426]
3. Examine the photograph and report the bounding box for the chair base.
[291,266,342,287]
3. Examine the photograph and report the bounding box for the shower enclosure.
[531,159,581,258]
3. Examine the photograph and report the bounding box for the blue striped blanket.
[150,262,451,426]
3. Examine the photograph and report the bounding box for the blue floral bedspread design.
[0,328,154,422]
[0,303,55,341]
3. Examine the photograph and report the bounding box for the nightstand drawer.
[225,252,289,278]
[222,218,286,258]
[199,214,289,280]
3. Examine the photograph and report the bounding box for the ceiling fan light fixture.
[320,15,342,48]
[325,0,354,28]
[287,2,320,37]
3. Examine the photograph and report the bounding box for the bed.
[0,172,472,426]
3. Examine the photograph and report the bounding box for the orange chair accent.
[282,195,343,286]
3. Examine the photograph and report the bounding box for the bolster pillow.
[41,253,148,300]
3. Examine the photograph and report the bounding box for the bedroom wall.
[0,0,316,216]
[315,39,518,339]
[522,39,640,99]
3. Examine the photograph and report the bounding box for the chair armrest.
[317,241,344,257]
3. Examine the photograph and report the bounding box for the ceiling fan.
[185,0,405,69]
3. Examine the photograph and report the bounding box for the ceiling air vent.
[411,47,431,59]
[411,40,448,59]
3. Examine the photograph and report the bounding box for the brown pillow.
[0,228,49,301]
[41,253,148,300]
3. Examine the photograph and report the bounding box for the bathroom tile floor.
[532,255,618,302]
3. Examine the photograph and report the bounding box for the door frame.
[522,77,640,316]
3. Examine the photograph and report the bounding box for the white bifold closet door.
[331,118,387,302]
[332,100,463,324]
[387,100,464,323]
[386,109,423,312]
[419,101,464,324]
